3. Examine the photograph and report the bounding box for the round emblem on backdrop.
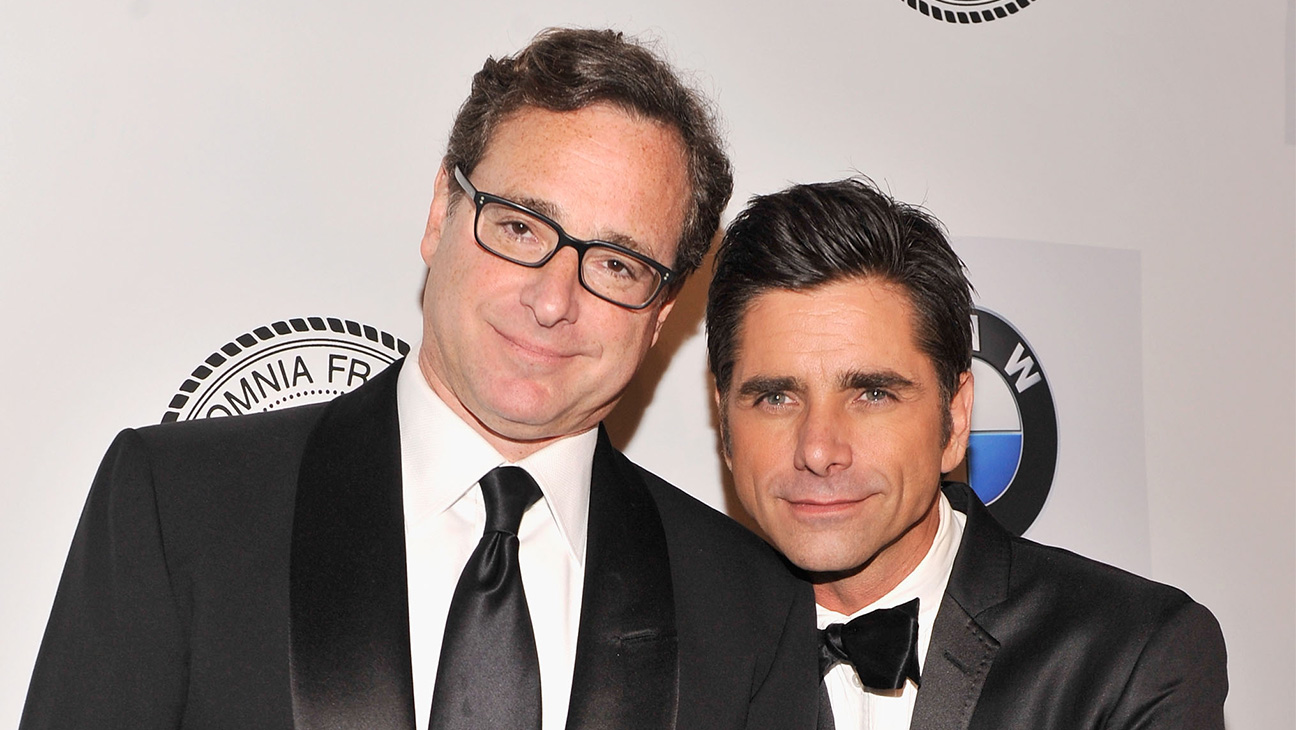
[899,0,1038,24]
[161,317,410,423]
[965,307,1057,535]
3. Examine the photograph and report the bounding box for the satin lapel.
[909,483,1008,730]
[909,593,998,730]
[290,362,416,730]
[564,428,678,730]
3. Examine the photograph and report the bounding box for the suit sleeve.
[1107,598,1228,730]
[20,429,189,730]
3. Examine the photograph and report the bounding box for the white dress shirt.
[397,355,594,730]
[817,492,966,730]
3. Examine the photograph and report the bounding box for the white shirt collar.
[396,354,594,565]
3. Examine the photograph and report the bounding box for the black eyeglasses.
[453,166,676,310]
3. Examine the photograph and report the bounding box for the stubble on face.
[720,278,972,613]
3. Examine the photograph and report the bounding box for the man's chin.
[476,406,595,445]
[779,543,872,581]
[476,411,562,440]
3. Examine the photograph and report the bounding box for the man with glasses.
[22,29,818,730]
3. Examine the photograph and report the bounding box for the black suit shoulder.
[997,533,1226,728]
[21,404,328,730]
[115,405,329,588]
[937,483,1227,730]
[1001,529,1202,628]
[130,400,326,475]
[635,462,796,592]
[946,481,1217,639]
[625,457,819,730]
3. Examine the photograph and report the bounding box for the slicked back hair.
[443,27,733,288]
[707,178,973,440]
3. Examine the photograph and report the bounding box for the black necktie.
[820,597,922,691]
[429,466,543,730]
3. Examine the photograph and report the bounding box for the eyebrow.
[511,194,563,222]
[736,375,803,399]
[508,193,653,256]
[840,369,918,393]
[735,370,918,398]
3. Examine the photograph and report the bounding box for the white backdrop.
[2,2,1293,727]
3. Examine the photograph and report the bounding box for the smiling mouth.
[783,494,875,518]
[494,326,577,362]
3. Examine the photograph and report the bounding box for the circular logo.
[965,307,1057,535]
[162,317,410,423]
[899,0,1038,24]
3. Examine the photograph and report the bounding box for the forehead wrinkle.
[474,104,688,265]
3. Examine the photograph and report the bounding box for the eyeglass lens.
[476,201,662,307]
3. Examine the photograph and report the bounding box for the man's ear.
[940,370,975,474]
[420,166,453,266]
[713,386,732,470]
[648,296,677,348]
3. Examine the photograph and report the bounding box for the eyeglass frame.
[452,166,678,310]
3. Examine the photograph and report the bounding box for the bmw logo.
[965,307,1058,535]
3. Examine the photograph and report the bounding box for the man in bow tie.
[706,178,1228,730]
[22,29,818,730]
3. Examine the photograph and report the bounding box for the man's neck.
[812,496,942,614]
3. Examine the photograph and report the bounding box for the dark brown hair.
[444,28,732,287]
[708,178,973,440]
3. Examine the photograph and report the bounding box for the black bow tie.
[820,597,922,691]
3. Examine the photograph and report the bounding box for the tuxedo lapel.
[909,594,998,730]
[288,377,677,730]
[564,428,678,730]
[289,362,416,730]
[909,484,1008,730]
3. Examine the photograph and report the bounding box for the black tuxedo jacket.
[22,364,819,730]
[903,483,1228,729]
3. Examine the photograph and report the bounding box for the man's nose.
[793,403,853,477]
[520,247,583,327]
